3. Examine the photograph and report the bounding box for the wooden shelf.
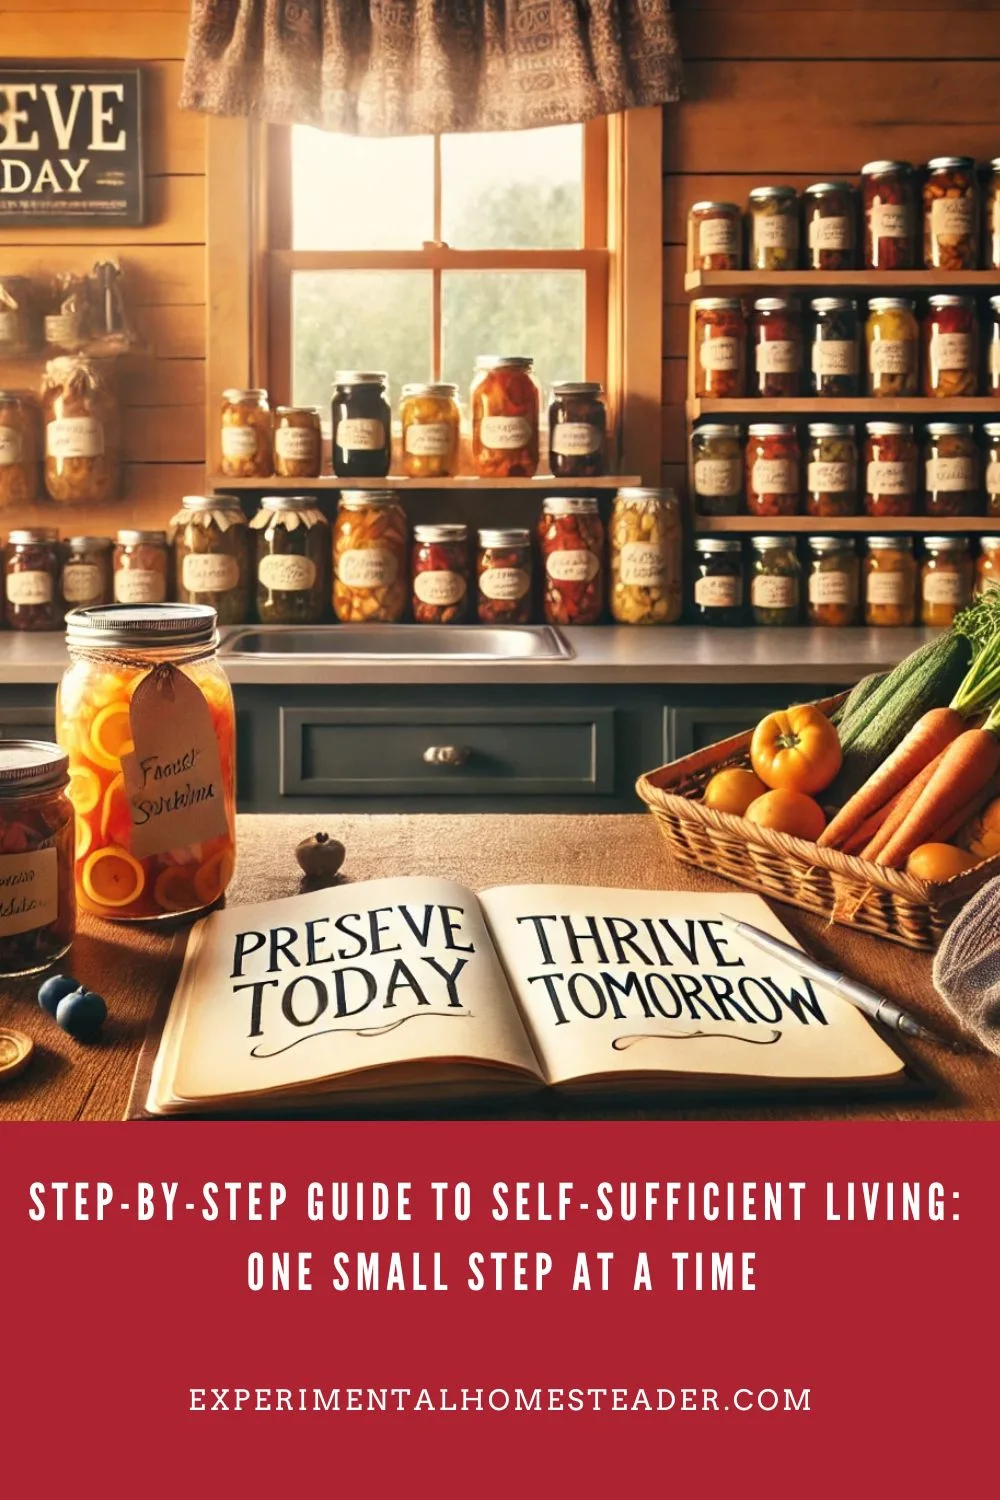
[688,397,1000,418]
[211,474,642,492]
[694,515,1000,534]
[685,270,1000,293]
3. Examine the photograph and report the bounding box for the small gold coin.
[0,1028,34,1082]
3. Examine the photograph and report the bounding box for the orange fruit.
[81,846,146,908]
[193,846,235,907]
[745,788,826,842]
[100,773,132,845]
[153,864,197,913]
[67,763,101,815]
[75,818,93,862]
[87,701,134,771]
[703,767,767,817]
[969,795,1000,860]
[906,843,980,882]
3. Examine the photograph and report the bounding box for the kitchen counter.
[0,813,994,1123]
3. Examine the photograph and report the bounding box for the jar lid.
[0,740,68,797]
[692,422,742,439]
[542,496,599,516]
[866,421,913,435]
[401,383,459,399]
[475,355,533,369]
[692,297,743,311]
[690,200,740,215]
[748,185,797,202]
[552,381,604,397]
[808,422,855,437]
[983,422,1000,438]
[869,296,914,312]
[861,159,913,175]
[811,296,857,313]
[180,494,244,513]
[928,294,974,308]
[222,387,267,402]
[413,524,468,543]
[809,536,856,554]
[66,602,218,648]
[868,535,914,550]
[275,405,321,416]
[751,535,795,549]
[748,422,797,435]
[924,536,970,550]
[980,536,1000,550]
[259,495,323,512]
[8,528,58,544]
[338,490,398,510]
[926,422,974,435]
[990,296,1000,312]
[697,538,743,553]
[116,529,166,545]
[753,296,800,311]
[66,535,113,549]
[333,370,387,385]
[479,527,530,547]
[616,486,678,506]
[927,156,974,171]
[804,180,855,196]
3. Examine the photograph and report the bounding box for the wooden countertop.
[1,813,996,1122]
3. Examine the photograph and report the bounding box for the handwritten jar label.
[694,575,741,608]
[809,215,852,250]
[870,340,914,374]
[931,333,971,370]
[182,553,240,593]
[990,343,1000,381]
[619,542,665,588]
[694,458,740,496]
[551,422,602,456]
[756,341,798,373]
[47,417,103,459]
[752,575,798,609]
[987,460,1000,495]
[926,457,976,492]
[698,217,739,257]
[752,458,795,493]
[479,415,532,450]
[480,567,529,602]
[872,203,910,240]
[405,422,452,457]
[809,571,853,606]
[812,340,857,376]
[336,417,385,452]
[337,549,397,590]
[0,848,58,937]
[808,460,854,493]
[274,427,319,462]
[6,571,52,606]
[259,553,318,592]
[0,310,20,343]
[414,570,466,606]
[546,550,599,584]
[754,215,797,250]
[924,572,966,606]
[221,426,259,459]
[866,460,913,496]
[61,562,101,603]
[699,337,739,372]
[932,197,974,238]
[0,428,23,464]
[867,571,908,606]
[115,568,166,604]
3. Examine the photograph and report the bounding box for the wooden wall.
[0,0,205,535]
[663,0,1000,493]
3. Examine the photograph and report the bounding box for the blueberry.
[56,989,107,1043]
[38,974,82,1017]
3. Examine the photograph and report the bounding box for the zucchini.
[831,670,886,733]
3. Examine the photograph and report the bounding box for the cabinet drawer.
[280,706,615,797]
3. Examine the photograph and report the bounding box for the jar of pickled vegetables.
[412,524,469,625]
[693,299,747,398]
[691,423,743,516]
[803,181,858,271]
[750,537,801,626]
[987,160,1000,272]
[921,537,974,628]
[748,186,799,271]
[864,421,917,517]
[865,297,919,397]
[60,536,113,618]
[42,356,121,504]
[809,297,860,397]
[0,276,34,357]
[923,422,981,518]
[806,423,858,517]
[332,372,391,479]
[985,422,1000,516]
[864,537,917,627]
[746,423,800,517]
[539,496,604,626]
[807,537,859,628]
[470,356,540,479]
[687,201,742,271]
[114,530,169,605]
[0,390,40,506]
[400,383,461,479]
[333,492,408,624]
[609,488,682,626]
[0,741,75,978]
[220,388,272,479]
[923,157,978,270]
[752,297,802,398]
[693,539,744,626]
[861,160,918,270]
[252,496,330,624]
[273,406,322,479]
[5,529,60,631]
[476,528,533,625]
[988,296,1000,398]
[169,495,252,625]
[976,537,1000,596]
[549,383,606,479]
[924,295,978,398]
[58,603,236,922]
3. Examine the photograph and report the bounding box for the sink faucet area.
[220,624,574,661]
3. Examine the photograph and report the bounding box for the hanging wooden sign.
[0,66,143,225]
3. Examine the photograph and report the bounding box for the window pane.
[292,271,433,413]
[440,272,585,400]
[291,128,433,249]
[441,126,583,249]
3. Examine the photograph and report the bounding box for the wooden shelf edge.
[694,515,1000,533]
[684,269,1000,293]
[688,398,1000,418]
[210,474,644,491]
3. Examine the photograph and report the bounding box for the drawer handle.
[423,744,470,768]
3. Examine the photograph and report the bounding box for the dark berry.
[38,974,81,1017]
[56,990,107,1043]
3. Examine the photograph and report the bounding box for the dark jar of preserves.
[988,295,1000,398]
[470,356,540,479]
[692,298,747,398]
[809,297,860,397]
[60,535,113,618]
[476,528,533,625]
[693,539,744,626]
[273,406,323,479]
[691,423,743,516]
[411,524,470,625]
[750,537,801,626]
[923,156,978,270]
[923,295,978,398]
[687,200,742,272]
[113,530,169,605]
[251,495,330,624]
[331,371,391,479]
[752,297,802,397]
[861,161,917,270]
[746,423,801,517]
[864,422,917,517]
[0,741,75,978]
[169,495,252,625]
[548,382,606,477]
[806,423,858,517]
[803,181,858,270]
[538,496,604,626]
[923,422,982,518]
[807,537,859,627]
[4,528,60,630]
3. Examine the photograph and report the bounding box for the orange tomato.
[905,843,981,882]
[703,767,767,816]
[750,705,842,796]
[745,788,826,842]
[967,795,1000,860]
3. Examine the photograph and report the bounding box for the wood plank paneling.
[138,305,206,360]
[15,464,206,541]
[1,11,188,56]
[0,246,202,304]
[675,0,1000,10]
[0,357,204,409]
[678,10,1000,56]
[20,1,189,11]
[4,176,205,246]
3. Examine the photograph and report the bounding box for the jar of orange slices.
[58,603,236,922]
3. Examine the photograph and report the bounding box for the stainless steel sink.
[221,624,574,661]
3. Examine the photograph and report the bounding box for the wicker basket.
[636,693,1000,951]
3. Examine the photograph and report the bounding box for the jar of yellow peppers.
[400,383,461,478]
[608,488,682,625]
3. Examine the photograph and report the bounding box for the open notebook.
[134,879,909,1116]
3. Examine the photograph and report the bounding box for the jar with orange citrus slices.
[58,603,236,921]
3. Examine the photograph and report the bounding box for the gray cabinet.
[0,693,56,744]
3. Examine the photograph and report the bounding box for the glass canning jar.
[0,276,34,357]
[865,297,919,397]
[470,356,540,479]
[548,382,606,478]
[864,536,917,627]
[60,535,113,617]
[809,297,860,397]
[921,537,974,628]
[752,297,802,397]
[608,487,682,626]
[923,156,978,270]
[807,537,859,628]
[693,539,744,626]
[333,492,408,624]
[806,423,858,517]
[803,181,858,270]
[273,406,322,479]
[220,388,272,479]
[976,536,1000,596]
[4,528,60,631]
[538,496,604,626]
[988,295,1000,398]
[476,528,533,625]
[331,371,391,479]
[750,537,801,626]
[691,423,743,516]
[746,423,800,517]
[0,741,75,977]
[42,356,121,504]
[0,390,40,506]
[169,495,252,625]
[923,422,981,518]
[251,496,330,625]
[687,200,742,271]
[400,383,461,479]
[864,422,917,517]
[411,524,470,625]
[58,604,236,923]
[923,295,978,398]
[114,530,169,605]
[861,160,918,270]
[987,159,1000,272]
[985,422,1000,516]
[692,298,747,398]
[748,186,800,271]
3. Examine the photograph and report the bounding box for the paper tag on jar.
[926,457,976,492]
[987,460,1000,495]
[809,572,853,606]
[121,664,229,860]
[275,427,318,462]
[870,339,914,374]
[0,427,23,464]
[551,422,602,457]
[480,567,530,602]
[405,422,452,457]
[47,417,103,459]
[931,333,971,370]
[619,543,665,588]
[694,575,741,608]
[751,458,795,493]
[115,568,166,604]
[44,312,82,346]
[337,548,397,590]
[866,460,913,495]
[259,553,318,592]
[546,550,599,584]
[808,460,854,493]
[698,337,739,372]
[694,458,740,496]
[867,572,908,606]
[924,572,966,606]
[414,570,466,606]
[698,218,739,257]
[479,415,532,450]
[990,343,1000,380]
[183,553,240,593]
[754,216,797,250]
[0,310,20,343]
[0,848,58,938]
[931,197,974,238]
[752,575,798,609]
[756,340,799,374]
[221,426,259,459]
[337,418,385,452]
[812,340,857,376]
[872,204,910,240]
[6,571,52,607]
[61,562,101,604]
[809,215,852,250]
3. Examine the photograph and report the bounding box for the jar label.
[121,662,230,860]
[754,215,797,249]
[756,340,799,374]
[115,567,167,604]
[337,417,385,452]
[926,456,976,492]
[751,458,796,494]
[0,310,20,342]
[0,427,24,464]
[812,340,857,376]
[867,572,908,606]
[809,571,853,606]
[931,196,974,238]
[182,553,240,593]
[931,332,971,371]
[808,460,854,493]
[924,572,966,606]
[698,217,739,257]
[337,548,397,590]
[987,460,1000,495]
[752,574,798,610]
[809,214,852,250]
[44,312,81,345]
[259,553,318,593]
[866,460,913,495]
[220,426,259,459]
[872,203,910,240]
[994,195,1000,238]
[694,574,741,608]
[405,422,453,457]
[698,337,739,372]
[694,457,740,496]
[870,339,914,374]
[546,549,599,584]
[551,422,602,457]
[619,542,665,587]
[61,562,101,604]
[274,427,319,462]
[480,566,530,602]
[479,415,533,450]
[47,416,103,459]
[6,570,52,606]
[990,343,1000,380]
[0,847,58,938]
[414,569,466,606]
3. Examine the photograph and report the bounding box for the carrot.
[926,776,1000,845]
[877,728,1000,868]
[818,706,964,849]
[858,747,949,861]
[841,788,906,856]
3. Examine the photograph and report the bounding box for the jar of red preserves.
[988,295,1000,398]
[0,741,75,978]
[539,497,604,626]
[923,157,978,270]
[692,298,747,398]
[548,382,606,478]
[803,181,858,270]
[752,297,802,397]
[4,528,60,631]
[477,528,533,625]
[746,423,800,517]
[923,422,981,518]
[687,201,742,271]
[861,161,917,270]
[864,422,917,517]
[923,295,978,398]
[470,356,540,479]
[411,524,469,625]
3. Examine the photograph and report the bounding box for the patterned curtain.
[180,1,683,134]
